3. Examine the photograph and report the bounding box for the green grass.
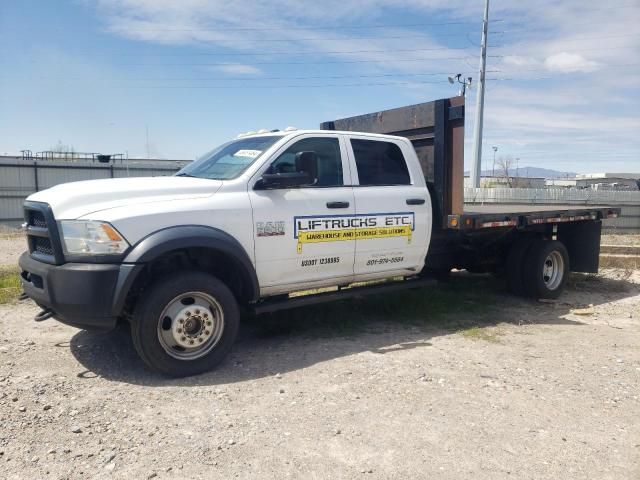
[247,274,501,339]
[0,231,23,240]
[0,268,21,304]
[460,325,504,343]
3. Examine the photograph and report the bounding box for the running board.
[252,277,436,315]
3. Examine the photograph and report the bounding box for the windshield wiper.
[175,172,196,177]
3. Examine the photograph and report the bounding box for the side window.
[268,137,343,187]
[351,139,411,186]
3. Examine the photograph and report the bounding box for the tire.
[506,237,535,296]
[522,240,570,299]
[131,271,240,377]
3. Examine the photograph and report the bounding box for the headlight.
[60,221,129,255]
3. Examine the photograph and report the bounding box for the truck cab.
[19,130,433,377]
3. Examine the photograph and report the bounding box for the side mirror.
[255,151,318,190]
[295,151,318,180]
[256,171,313,189]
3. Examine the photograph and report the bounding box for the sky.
[1,0,639,173]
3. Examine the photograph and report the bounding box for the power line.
[63,78,525,90]
[92,46,478,57]
[566,2,640,12]
[486,77,552,81]
[109,79,471,89]
[109,19,504,33]
[33,29,505,42]
[500,32,640,41]
[123,31,505,44]
[492,46,639,54]
[103,55,505,66]
[493,62,640,72]
[4,70,498,82]
[20,78,523,90]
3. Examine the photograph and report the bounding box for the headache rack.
[321,96,465,230]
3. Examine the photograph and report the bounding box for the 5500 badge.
[256,221,285,237]
[293,213,415,253]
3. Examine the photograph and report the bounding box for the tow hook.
[34,308,54,322]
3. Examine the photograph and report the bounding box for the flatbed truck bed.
[454,204,619,231]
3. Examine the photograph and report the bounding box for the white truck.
[19,97,619,376]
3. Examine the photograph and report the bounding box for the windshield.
[177,135,284,180]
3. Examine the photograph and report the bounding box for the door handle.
[406,198,426,205]
[326,201,350,209]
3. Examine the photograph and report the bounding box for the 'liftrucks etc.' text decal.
[294,213,415,254]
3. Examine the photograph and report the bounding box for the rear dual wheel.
[506,238,569,299]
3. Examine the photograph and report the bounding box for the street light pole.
[470,0,490,188]
[448,74,472,97]
[492,145,498,178]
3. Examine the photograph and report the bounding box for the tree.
[496,155,514,187]
[50,140,75,154]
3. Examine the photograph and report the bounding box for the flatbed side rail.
[447,207,621,231]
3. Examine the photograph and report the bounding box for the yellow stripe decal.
[296,226,412,253]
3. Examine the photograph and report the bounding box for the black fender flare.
[111,225,259,315]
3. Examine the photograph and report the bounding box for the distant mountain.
[464,167,577,179]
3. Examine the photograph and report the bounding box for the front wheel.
[131,271,240,377]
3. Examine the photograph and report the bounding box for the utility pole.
[470,0,490,188]
[145,124,150,159]
[492,145,498,178]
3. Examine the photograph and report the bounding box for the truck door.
[249,134,356,294]
[346,136,431,277]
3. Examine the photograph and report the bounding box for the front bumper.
[19,251,122,331]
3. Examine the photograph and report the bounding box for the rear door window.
[350,139,410,186]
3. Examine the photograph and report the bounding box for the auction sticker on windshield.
[233,149,262,158]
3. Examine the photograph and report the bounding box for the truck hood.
[27,176,222,219]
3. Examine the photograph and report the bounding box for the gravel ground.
[0,239,639,479]
[0,233,26,268]
[603,235,640,246]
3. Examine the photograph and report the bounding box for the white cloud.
[503,55,541,68]
[215,64,262,75]
[544,52,599,73]
[82,0,640,171]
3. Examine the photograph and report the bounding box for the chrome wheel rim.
[157,292,225,360]
[542,251,564,290]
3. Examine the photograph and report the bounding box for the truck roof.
[241,129,408,141]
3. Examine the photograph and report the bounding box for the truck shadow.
[68,271,639,386]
